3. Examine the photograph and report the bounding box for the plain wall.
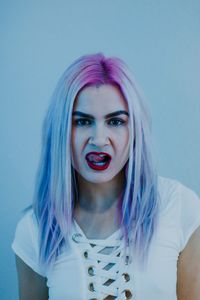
[1,1,200,298]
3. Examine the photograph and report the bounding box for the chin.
[82,172,119,184]
[89,178,113,184]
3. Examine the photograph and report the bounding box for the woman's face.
[71,84,130,184]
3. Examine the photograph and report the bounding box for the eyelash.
[73,118,126,127]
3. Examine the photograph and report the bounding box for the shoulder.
[157,175,181,211]
[157,175,200,251]
[157,175,180,194]
[157,175,200,209]
[13,207,39,241]
[17,207,37,227]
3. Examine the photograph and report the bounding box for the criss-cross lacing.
[72,222,133,300]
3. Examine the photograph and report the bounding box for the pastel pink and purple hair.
[29,53,159,269]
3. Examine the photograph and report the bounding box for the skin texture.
[71,84,130,238]
[177,225,200,300]
[15,83,200,299]
[71,84,130,186]
[15,255,48,300]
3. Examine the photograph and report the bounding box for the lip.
[85,152,112,171]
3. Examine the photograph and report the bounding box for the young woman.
[12,53,200,300]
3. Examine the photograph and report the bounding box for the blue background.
[1,1,200,298]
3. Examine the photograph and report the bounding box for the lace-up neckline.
[72,220,134,300]
[73,219,122,242]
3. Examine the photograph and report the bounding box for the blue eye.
[74,118,92,126]
[108,118,125,127]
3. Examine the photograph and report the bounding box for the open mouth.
[85,152,112,170]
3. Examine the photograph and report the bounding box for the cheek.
[118,129,130,157]
[115,140,129,158]
[118,128,130,146]
[71,131,86,162]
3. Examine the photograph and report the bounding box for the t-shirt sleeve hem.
[180,216,200,252]
[11,242,46,277]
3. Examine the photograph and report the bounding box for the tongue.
[87,154,105,163]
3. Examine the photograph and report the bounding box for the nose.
[88,124,110,147]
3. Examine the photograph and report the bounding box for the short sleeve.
[179,183,200,251]
[11,209,45,276]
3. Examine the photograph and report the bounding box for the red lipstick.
[85,152,112,171]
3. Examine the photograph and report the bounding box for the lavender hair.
[31,53,160,269]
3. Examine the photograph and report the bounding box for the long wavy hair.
[31,53,159,269]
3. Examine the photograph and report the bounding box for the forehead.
[72,84,128,113]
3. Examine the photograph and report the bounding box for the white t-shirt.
[12,176,200,300]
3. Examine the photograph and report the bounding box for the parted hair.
[31,53,159,269]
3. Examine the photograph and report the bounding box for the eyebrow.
[72,110,129,119]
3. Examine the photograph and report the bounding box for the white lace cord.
[88,242,123,298]
[72,231,133,299]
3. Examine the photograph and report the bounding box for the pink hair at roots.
[28,53,160,270]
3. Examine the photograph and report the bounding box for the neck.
[74,170,125,213]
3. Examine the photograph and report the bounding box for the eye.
[73,118,92,127]
[108,118,125,127]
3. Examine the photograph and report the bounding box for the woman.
[12,53,200,300]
